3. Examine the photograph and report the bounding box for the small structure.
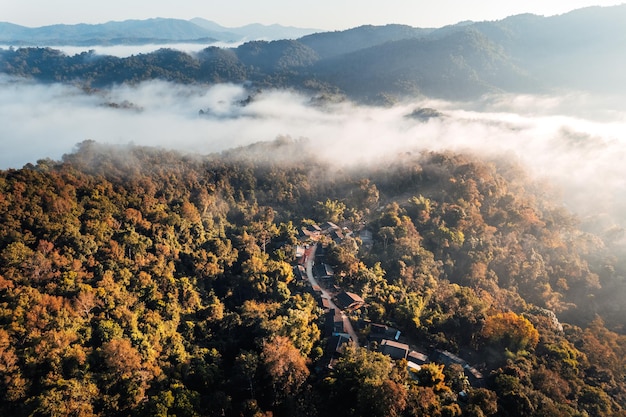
[335,291,365,310]
[464,365,485,387]
[307,224,322,233]
[380,339,410,360]
[295,265,307,280]
[315,263,334,281]
[295,245,306,261]
[328,333,351,354]
[408,361,422,377]
[324,309,345,337]
[368,323,401,342]
[299,224,322,240]
[328,228,345,243]
[434,350,485,387]
[408,350,429,365]
[323,333,352,370]
[434,350,467,367]
[320,221,340,232]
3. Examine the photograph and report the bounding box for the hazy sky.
[3,0,625,30]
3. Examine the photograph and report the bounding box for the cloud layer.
[0,42,242,58]
[1,77,625,228]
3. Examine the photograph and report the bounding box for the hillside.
[2,4,626,101]
[308,29,536,100]
[1,140,626,416]
[298,24,434,59]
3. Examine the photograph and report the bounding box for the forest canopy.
[1,139,626,416]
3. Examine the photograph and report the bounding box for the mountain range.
[1,5,625,101]
[0,17,321,45]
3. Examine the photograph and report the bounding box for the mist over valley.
[2,78,625,229]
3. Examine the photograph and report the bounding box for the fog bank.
[1,78,625,228]
[0,41,242,58]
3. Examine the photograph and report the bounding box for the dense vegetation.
[2,5,626,101]
[1,139,626,416]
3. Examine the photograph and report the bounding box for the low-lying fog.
[1,77,625,231]
[0,42,242,58]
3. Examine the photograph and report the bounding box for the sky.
[2,0,625,30]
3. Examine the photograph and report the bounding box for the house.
[434,350,485,387]
[307,224,322,234]
[380,339,410,360]
[324,308,345,337]
[298,228,311,240]
[328,228,345,243]
[408,361,422,377]
[463,365,485,387]
[299,224,322,240]
[335,291,365,310]
[295,245,306,260]
[327,333,351,354]
[434,350,467,367]
[295,265,307,280]
[408,350,429,365]
[315,263,334,281]
[319,297,331,311]
[320,221,340,232]
[321,333,352,370]
[368,323,401,342]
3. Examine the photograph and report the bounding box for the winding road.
[304,244,360,344]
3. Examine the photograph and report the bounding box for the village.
[293,221,485,389]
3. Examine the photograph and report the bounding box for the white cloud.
[2,78,626,229]
[0,42,243,58]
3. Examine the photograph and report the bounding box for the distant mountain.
[0,18,321,46]
[0,18,223,45]
[1,5,625,100]
[190,18,320,41]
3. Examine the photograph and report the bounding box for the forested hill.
[1,140,626,416]
[2,5,626,101]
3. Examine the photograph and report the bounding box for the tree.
[232,351,260,398]
[358,379,407,417]
[578,385,613,416]
[481,312,539,353]
[315,199,346,224]
[324,345,407,417]
[100,337,151,410]
[416,363,450,394]
[467,388,498,416]
[260,335,309,402]
[32,378,99,417]
[101,338,143,379]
